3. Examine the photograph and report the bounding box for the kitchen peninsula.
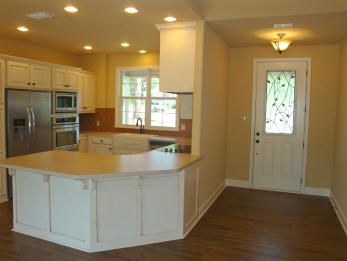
[0,150,201,252]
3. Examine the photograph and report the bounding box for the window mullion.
[145,69,151,127]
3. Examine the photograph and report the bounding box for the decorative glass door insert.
[265,71,296,134]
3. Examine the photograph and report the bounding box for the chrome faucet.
[136,117,144,134]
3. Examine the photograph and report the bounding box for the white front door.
[252,60,308,192]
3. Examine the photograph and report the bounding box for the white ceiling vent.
[273,23,293,29]
[26,11,56,20]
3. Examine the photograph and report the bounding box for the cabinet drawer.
[91,136,113,145]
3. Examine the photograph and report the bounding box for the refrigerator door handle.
[30,107,36,134]
[26,107,32,150]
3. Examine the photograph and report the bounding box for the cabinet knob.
[32,82,36,86]
[27,82,31,86]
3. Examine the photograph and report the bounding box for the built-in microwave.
[53,91,78,114]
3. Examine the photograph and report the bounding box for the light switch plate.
[181,124,186,131]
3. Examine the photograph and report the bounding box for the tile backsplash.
[79,108,192,137]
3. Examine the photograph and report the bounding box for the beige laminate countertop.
[0,150,200,179]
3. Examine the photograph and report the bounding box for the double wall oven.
[52,91,79,151]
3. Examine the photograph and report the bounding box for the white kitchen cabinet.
[53,67,79,90]
[50,176,88,241]
[7,60,31,88]
[93,144,113,155]
[79,135,88,152]
[15,170,50,230]
[156,22,196,93]
[7,60,51,89]
[0,152,6,202]
[78,72,96,113]
[88,136,113,155]
[142,175,180,235]
[97,177,139,242]
[31,64,51,89]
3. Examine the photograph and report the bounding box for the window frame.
[115,67,180,131]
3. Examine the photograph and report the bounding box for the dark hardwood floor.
[0,187,346,261]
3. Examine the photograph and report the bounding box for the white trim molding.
[303,187,330,197]
[226,179,331,197]
[330,192,347,235]
[225,179,250,188]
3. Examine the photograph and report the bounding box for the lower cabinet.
[78,135,88,152]
[142,175,179,235]
[97,177,139,242]
[15,170,50,230]
[50,176,88,240]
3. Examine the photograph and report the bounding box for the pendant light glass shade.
[270,33,292,54]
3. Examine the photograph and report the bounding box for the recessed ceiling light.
[17,26,29,32]
[64,5,79,13]
[121,42,130,47]
[164,16,176,22]
[124,7,138,14]
[139,50,147,54]
[84,45,93,50]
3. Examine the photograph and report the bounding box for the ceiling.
[1,0,347,54]
[0,0,200,54]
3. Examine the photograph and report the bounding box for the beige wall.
[227,44,340,189]
[78,53,159,108]
[332,38,347,223]
[197,23,229,207]
[106,53,159,108]
[0,36,79,67]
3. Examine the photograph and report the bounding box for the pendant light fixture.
[270,33,292,54]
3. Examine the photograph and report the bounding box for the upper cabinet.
[53,67,79,90]
[156,22,196,93]
[7,60,51,89]
[77,72,96,113]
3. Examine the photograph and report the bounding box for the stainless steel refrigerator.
[6,89,52,198]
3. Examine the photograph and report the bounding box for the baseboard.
[225,179,250,188]
[0,194,8,204]
[304,187,331,197]
[226,179,331,197]
[330,192,347,235]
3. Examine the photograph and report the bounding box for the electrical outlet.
[96,120,100,127]
[181,123,186,131]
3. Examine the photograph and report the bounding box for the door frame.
[249,58,311,193]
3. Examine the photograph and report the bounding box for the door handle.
[26,107,32,150]
[30,107,36,137]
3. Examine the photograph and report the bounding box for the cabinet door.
[67,71,78,89]
[159,27,196,93]
[53,68,67,89]
[83,74,95,112]
[97,177,139,242]
[142,175,179,235]
[93,144,113,155]
[78,135,88,152]
[50,176,88,240]
[15,170,50,230]
[7,61,31,88]
[31,64,51,89]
